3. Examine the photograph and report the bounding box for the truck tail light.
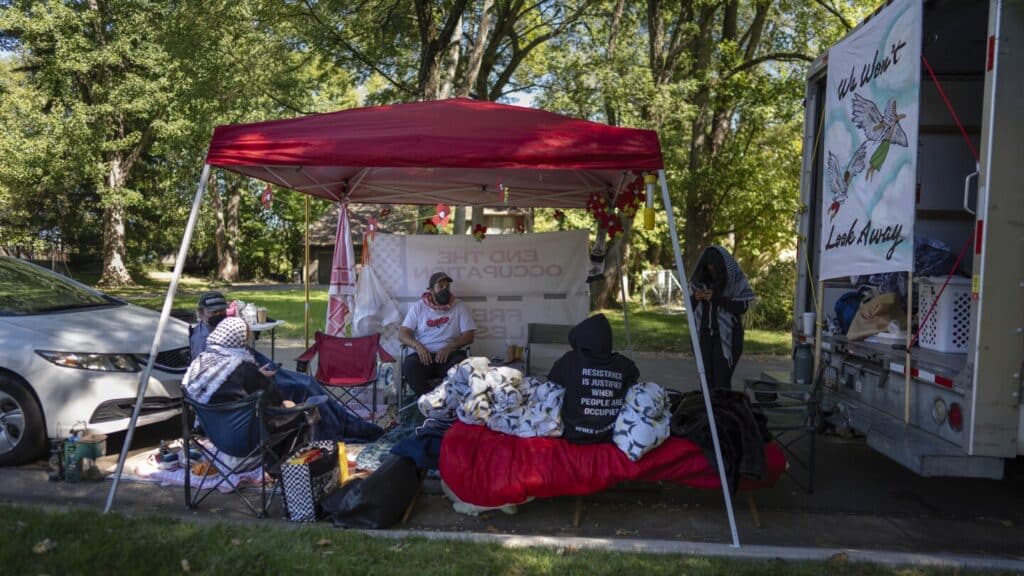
[948,402,964,431]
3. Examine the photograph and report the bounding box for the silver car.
[0,256,190,465]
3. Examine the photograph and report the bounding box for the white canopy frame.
[103,164,741,548]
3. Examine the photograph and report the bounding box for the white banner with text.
[367,231,590,359]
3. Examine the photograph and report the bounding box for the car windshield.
[0,257,120,315]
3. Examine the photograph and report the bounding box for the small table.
[249,319,286,361]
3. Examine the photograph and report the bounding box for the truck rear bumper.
[828,395,1004,479]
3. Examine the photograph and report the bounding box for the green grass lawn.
[103,273,791,354]
[0,504,985,576]
[127,287,329,340]
[601,305,790,355]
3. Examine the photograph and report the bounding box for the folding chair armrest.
[266,400,322,429]
[378,345,396,364]
[294,341,320,373]
[295,342,319,363]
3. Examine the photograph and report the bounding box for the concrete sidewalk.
[3,347,1023,571]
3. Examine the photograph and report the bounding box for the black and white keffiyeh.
[690,246,755,366]
[182,317,255,404]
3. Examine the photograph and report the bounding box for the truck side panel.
[968,0,1024,457]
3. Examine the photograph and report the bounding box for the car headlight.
[36,350,142,372]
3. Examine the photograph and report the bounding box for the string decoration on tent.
[361,215,379,266]
[471,224,488,242]
[615,176,646,218]
[432,203,451,227]
[260,183,274,209]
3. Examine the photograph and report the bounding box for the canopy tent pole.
[105,164,212,513]
[657,169,741,547]
[620,271,632,352]
[304,195,311,348]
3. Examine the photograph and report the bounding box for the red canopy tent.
[106,98,742,547]
[205,97,663,207]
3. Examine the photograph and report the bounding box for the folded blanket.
[612,382,670,461]
[418,357,564,438]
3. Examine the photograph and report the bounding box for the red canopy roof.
[206,98,663,208]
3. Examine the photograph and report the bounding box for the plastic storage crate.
[917,276,972,353]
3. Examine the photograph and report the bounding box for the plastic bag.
[352,264,401,337]
[847,292,905,341]
[322,456,419,529]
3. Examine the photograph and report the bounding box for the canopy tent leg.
[104,164,212,514]
[304,195,311,348]
[620,271,632,353]
[657,169,741,548]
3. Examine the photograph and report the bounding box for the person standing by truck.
[690,246,755,390]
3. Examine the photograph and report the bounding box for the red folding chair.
[295,331,395,420]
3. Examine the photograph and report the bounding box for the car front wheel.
[0,374,47,466]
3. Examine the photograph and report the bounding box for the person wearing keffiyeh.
[690,246,755,390]
[189,292,384,443]
[183,317,288,408]
[399,271,477,395]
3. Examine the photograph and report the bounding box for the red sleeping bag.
[440,421,786,507]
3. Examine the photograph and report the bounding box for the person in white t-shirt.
[399,271,477,394]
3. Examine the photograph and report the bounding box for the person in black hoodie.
[548,313,639,444]
[690,246,755,390]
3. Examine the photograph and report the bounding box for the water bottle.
[48,440,64,482]
[793,342,814,388]
[243,303,258,325]
[63,434,80,483]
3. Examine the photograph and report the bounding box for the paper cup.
[802,312,816,336]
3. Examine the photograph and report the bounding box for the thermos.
[793,342,814,388]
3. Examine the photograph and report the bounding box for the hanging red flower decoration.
[471,224,488,242]
[606,214,624,239]
[553,209,566,223]
[586,192,609,219]
[431,203,451,227]
[515,223,526,234]
[615,183,646,218]
[380,207,392,218]
[422,219,438,234]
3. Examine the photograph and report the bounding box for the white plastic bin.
[917,276,972,353]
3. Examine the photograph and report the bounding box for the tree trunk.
[458,0,495,97]
[98,153,133,287]
[682,8,717,273]
[454,206,467,234]
[592,218,634,309]
[212,173,240,283]
[224,177,241,280]
[414,0,470,100]
[439,14,463,99]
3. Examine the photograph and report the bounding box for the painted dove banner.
[368,231,590,359]
[820,0,920,281]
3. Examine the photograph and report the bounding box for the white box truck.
[795,0,1022,478]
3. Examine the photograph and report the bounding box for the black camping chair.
[743,364,830,494]
[524,323,573,377]
[181,391,319,518]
